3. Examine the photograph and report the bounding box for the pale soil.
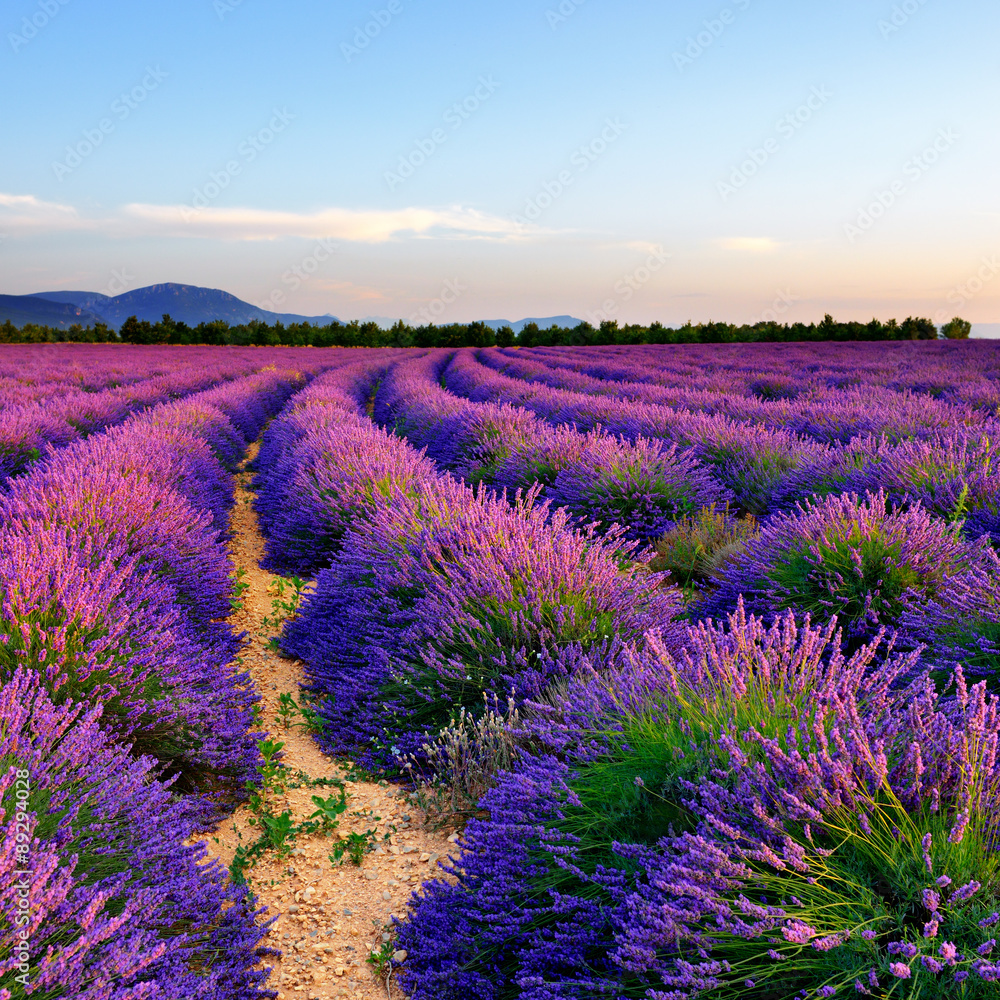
[199,446,456,1000]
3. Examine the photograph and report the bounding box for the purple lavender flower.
[701,490,982,644]
[395,601,920,998]
[0,669,276,999]
[547,434,724,541]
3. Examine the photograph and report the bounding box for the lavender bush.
[865,429,1000,542]
[256,419,436,575]
[0,669,276,999]
[547,436,723,541]
[396,605,920,999]
[650,504,760,592]
[284,466,684,766]
[902,549,1000,681]
[0,364,320,819]
[701,491,985,645]
[616,669,1000,998]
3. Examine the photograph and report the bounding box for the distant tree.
[865,318,886,341]
[329,321,359,348]
[537,324,562,346]
[224,322,250,346]
[901,316,937,340]
[119,315,142,343]
[613,323,644,345]
[196,320,229,345]
[327,323,347,348]
[413,324,440,348]
[519,322,541,347]
[646,321,667,344]
[389,319,414,348]
[595,320,618,345]
[495,324,515,348]
[675,321,700,343]
[941,316,972,340]
[169,319,193,345]
[462,321,494,348]
[568,321,596,346]
[700,321,737,344]
[152,314,175,345]
[354,321,382,347]
[47,310,969,350]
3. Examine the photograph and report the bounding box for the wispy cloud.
[0,192,531,243]
[0,193,85,232]
[122,202,528,242]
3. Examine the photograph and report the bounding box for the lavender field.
[4,340,1000,999]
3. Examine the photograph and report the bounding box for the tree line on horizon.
[0,313,974,347]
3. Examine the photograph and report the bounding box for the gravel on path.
[198,445,456,1000]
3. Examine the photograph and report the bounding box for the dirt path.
[200,445,455,1000]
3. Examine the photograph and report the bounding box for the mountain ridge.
[483,315,584,333]
[2,285,585,334]
[22,283,339,330]
[0,294,106,330]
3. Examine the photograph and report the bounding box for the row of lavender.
[372,350,1000,560]
[0,356,337,998]
[444,349,1000,521]
[467,346,985,441]
[253,345,1000,998]
[434,347,999,664]
[498,340,1000,415]
[0,346,358,489]
[0,344,202,407]
[253,357,680,760]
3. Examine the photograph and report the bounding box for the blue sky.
[2,0,998,326]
